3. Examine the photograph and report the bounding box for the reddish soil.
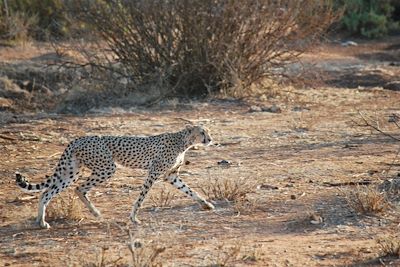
[1,38,400,266]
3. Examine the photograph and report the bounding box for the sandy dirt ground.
[1,39,400,266]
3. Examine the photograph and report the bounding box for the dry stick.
[323,181,372,187]
[392,117,400,130]
[379,148,400,182]
[358,111,400,180]
[358,111,400,142]
[0,134,17,141]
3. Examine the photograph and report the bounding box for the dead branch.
[358,111,400,142]
[323,180,372,187]
[64,0,338,98]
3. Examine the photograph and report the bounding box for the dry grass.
[83,247,123,267]
[377,236,400,258]
[78,230,166,267]
[148,184,177,208]
[233,196,263,215]
[241,245,264,264]
[343,185,391,215]
[206,243,241,267]
[201,175,255,203]
[128,231,165,267]
[0,11,37,45]
[46,192,83,221]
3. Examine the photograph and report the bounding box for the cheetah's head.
[185,125,212,146]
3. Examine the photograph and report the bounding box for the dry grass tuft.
[128,231,165,267]
[83,246,123,267]
[80,230,166,266]
[47,192,83,221]
[149,184,177,208]
[241,245,264,263]
[377,236,400,258]
[233,196,263,215]
[201,176,255,203]
[343,185,391,215]
[206,243,241,267]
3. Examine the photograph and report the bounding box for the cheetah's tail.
[15,172,50,193]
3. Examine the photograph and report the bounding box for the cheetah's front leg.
[165,172,215,210]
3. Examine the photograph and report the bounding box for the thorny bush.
[66,0,337,101]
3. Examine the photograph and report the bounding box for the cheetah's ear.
[185,124,194,132]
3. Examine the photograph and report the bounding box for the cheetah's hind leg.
[75,170,116,218]
[75,179,102,218]
[36,155,81,229]
[74,147,116,219]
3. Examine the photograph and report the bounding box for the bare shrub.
[47,192,83,221]
[377,236,400,258]
[128,231,165,267]
[0,11,38,44]
[206,243,241,267]
[83,246,123,267]
[66,0,337,100]
[241,245,264,264]
[379,178,400,202]
[357,111,400,142]
[343,185,391,215]
[201,176,255,203]
[233,196,263,215]
[149,184,176,208]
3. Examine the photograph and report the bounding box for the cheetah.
[15,125,215,229]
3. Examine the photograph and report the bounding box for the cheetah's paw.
[201,201,215,210]
[129,215,141,225]
[39,221,51,229]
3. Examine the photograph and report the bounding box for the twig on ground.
[358,111,400,142]
[323,180,372,187]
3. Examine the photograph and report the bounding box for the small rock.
[341,40,358,47]
[248,105,281,113]
[258,184,279,190]
[388,114,400,123]
[185,160,190,165]
[384,81,400,91]
[344,143,358,149]
[0,97,13,108]
[290,194,296,200]
[259,94,268,101]
[217,160,231,166]
[292,106,310,112]
[310,214,323,225]
[249,105,262,112]
[262,105,281,113]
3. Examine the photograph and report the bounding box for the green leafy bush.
[0,0,70,41]
[336,0,399,38]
